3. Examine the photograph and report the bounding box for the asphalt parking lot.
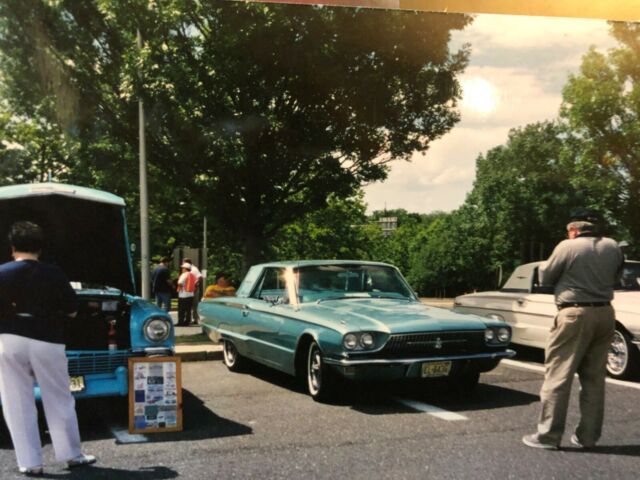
[1,350,638,480]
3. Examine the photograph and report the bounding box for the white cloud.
[364,13,617,214]
[462,14,615,52]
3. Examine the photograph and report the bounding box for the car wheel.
[307,341,337,402]
[222,339,244,372]
[448,370,480,395]
[607,328,640,379]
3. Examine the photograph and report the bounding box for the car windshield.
[616,262,640,291]
[294,264,415,303]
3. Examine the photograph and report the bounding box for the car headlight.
[144,317,171,342]
[343,333,358,350]
[484,328,495,342]
[343,332,377,351]
[497,327,511,343]
[360,333,374,348]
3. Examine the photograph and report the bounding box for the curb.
[175,345,222,362]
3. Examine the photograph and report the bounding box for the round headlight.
[498,327,511,343]
[484,328,495,342]
[360,333,374,349]
[144,317,171,342]
[343,333,358,350]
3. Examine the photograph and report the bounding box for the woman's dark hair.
[8,221,43,253]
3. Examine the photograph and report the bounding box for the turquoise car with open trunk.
[0,182,174,400]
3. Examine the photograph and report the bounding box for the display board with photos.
[128,357,183,433]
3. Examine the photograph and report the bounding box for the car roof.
[0,182,125,206]
[254,260,396,269]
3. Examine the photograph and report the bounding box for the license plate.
[69,376,85,393]
[421,361,452,378]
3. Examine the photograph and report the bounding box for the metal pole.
[202,216,208,284]
[138,28,150,299]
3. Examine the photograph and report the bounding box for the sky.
[363,13,619,214]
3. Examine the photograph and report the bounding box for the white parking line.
[501,359,640,390]
[391,397,468,421]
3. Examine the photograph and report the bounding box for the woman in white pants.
[0,221,95,475]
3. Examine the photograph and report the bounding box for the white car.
[453,261,640,380]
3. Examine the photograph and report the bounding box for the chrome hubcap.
[607,330,628,376]
[308,345,322,394]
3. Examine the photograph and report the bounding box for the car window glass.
[616,261,640,291]
[501,264,536,292]
[252,267,287,303]
[236,266,262,297]
[296,265,413,303]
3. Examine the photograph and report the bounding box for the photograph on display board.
[128,357,183,434]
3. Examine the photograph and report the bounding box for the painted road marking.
[502,359,640,390]
[391,397,468,421]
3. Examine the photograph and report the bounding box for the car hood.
[302,298,490,333]
[0,183,135,293]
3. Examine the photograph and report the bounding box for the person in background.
[204,272,236,299]
[183,258,203,324]
[522,211,623,450]
[176,263,196,326]
[151,257,172,312]
[0,221,96,475]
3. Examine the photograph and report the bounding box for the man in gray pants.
[522,211,623,450]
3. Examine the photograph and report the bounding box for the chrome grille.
[381,331,485,357]
[67,351,131,376]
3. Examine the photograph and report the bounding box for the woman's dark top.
[0,259,77,345]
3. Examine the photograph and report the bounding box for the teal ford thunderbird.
[199,261,515,401]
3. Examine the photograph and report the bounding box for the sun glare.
[461,77,500,114]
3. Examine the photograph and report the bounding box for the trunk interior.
[64,294,131,351]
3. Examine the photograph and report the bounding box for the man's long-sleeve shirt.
[539,235,623,304]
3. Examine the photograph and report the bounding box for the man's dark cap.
[569,209,601,224]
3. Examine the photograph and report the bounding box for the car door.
[512,293,556,348]
[244,267,291,369]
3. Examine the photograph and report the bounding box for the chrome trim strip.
[217,328,295,355]
[455,305,555,319]
[142,347,174,355]
[324,349,516,366]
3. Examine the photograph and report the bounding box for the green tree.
[560,22,640,254]
[271,192,381,261]
[467,122,578,272]
[0,1,472,270]
[0,102,78,185]
[407,206,494,296]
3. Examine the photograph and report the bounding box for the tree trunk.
[241,232,266,275]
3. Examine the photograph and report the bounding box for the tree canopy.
[0,0,472,270]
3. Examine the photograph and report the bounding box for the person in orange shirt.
[176,263,197,325]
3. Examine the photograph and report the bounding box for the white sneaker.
[67,453,96,468]
[18,465,43,476]
[571,434,594,449]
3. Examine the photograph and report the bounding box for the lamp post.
[202,216,208,283]
[138,28,150,299]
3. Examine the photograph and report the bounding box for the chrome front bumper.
[324,349,516,366]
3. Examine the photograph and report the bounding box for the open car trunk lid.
[0,183,135,294]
